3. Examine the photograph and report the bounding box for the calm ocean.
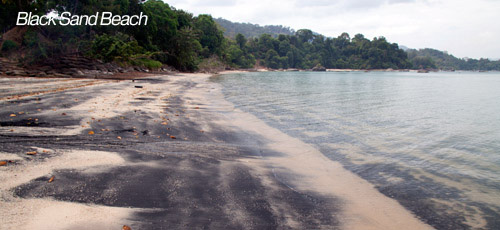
[215,71,500,229]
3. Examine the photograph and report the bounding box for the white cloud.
[167,0,500,59]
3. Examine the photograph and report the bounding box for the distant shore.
[222,67,493,74]
[1,55,495,80]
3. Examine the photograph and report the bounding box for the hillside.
[2,1,498,73]
[215,18,500,71]
[407,48,500,71]
[0,0,413,74]
[215,18,295,38]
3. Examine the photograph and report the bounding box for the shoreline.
[1,73,430,229]
[204,72,432,229]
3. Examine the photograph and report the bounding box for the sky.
[166,0,500,60]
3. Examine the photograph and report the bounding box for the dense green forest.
[214,18,295,38]
[233,31,411,69]
[1,0,498,71]
[0,0,226,71]
[407,48,500,71]
[215,19,500,71]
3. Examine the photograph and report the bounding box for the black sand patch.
[3,76,342,229]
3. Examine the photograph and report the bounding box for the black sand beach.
[0,73,430,229]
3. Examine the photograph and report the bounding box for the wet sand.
[0,73,432,229]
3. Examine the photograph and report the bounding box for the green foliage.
[0,0,416,71]
[139,0,178,51]
[407,48,500,71]
[194,15,224,57]
[238,31,411,70]
[264,49,282,69]
[3,0,499,72]
[235,33,246,49]
[130,57,162,70]
[411,56,437,69]
[1,0,48,31]
[198,55,226,73]
[222,35,255,69]
[214,18,295,38]
[175,10,194,29]
[1,39,18,52]
[167,27,202,71]
[21,29,62,63]
[91,33,144,62]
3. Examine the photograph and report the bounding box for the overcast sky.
[167,0,500,59]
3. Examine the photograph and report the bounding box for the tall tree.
[194,14,224,57]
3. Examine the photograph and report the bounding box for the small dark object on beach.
[134,86,143,88]
[142,130,149,135]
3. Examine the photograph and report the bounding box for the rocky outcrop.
[0,55,172,78]
[312,64,326,72]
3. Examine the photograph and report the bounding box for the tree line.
[407,48,500,71]
[227,31,412,69]
[1,0,225,71]
[2,0,498,71]
[214,18,295,39]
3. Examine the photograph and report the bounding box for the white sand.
[0,149,137,230]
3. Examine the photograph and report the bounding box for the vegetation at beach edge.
[1,0,499,72]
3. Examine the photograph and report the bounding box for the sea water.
[215,71,500,229]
